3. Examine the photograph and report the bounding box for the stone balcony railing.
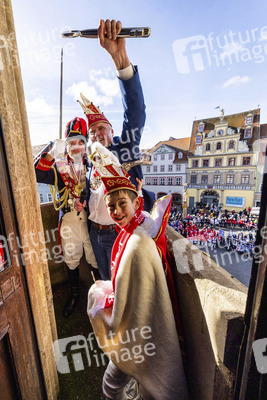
[41,202,248,400]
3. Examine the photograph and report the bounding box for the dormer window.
[178,151,183,159]
[196,135,202,144]
[198,123,205,132]
[216,142,222,150]
[228,140,235,150]
[244,127,253,138]
[246,114,254,125]
[206,143,211,151]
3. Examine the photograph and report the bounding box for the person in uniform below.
[35,118,98,317]
[87,143,190,400]
[75,18,155,281]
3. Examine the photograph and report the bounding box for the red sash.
[103,195,185,353]
[104,210,145,308]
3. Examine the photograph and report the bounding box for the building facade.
[38,183,53,203]
[187,108,262,210]
[142,137,190,206]
[32,144,54,203]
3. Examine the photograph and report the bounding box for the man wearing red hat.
[35,117,98,318]
[77,19,155,281]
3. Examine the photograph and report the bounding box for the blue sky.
[12,0,267,147]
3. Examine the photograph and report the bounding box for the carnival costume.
[78,66,155,280]
[35,117,97,317]
[87,143,189,400]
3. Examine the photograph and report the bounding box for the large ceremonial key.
[61,27,151,39]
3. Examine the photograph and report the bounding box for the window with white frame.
[196,135,202,144]
[241,174,250,184]
[168,165,173,172]
[160,165,165,172]
[228,157,236,166]
[246,115,253,124]
[47,193,53,202]
[226,174,235,184]
[176,177,182,185]
[168,177,173,185]
[160,177,165,185]
[161,154,165,160]
[153,155,157,161]
[153,165,158,172]
[198,123,204,132]
[213,175,221,184]
[145,177,151,185]
[176,164,181,171]
[39,193,44,203]
[146,166,150,172]
[153,178,158,185]
[168,153,173,160]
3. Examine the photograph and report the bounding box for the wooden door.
[0,121,45,399]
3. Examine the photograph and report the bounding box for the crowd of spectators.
[169,204,257,256]
[169,204,258,231]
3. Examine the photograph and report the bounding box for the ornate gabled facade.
[142,137,190,205]
[187,108,262,210]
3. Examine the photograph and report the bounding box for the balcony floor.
[53,279,106,399]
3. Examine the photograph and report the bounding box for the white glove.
[48,139,66,159]
[87,280,113,318]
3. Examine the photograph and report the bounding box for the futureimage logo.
[173,25,267,73]
[253,338,267,374]
[53,327,156,374]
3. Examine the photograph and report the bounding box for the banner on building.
[225,196,245,208]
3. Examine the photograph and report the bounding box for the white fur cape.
[87,215,189,400]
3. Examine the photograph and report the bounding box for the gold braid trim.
[49,165,69,211]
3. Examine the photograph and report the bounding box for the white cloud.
[26,97,55,116]
[95,78,120,97]
[222,75,251,89]
[88,69,112,81]
[66,68,120,109]
[66,76,120,108]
